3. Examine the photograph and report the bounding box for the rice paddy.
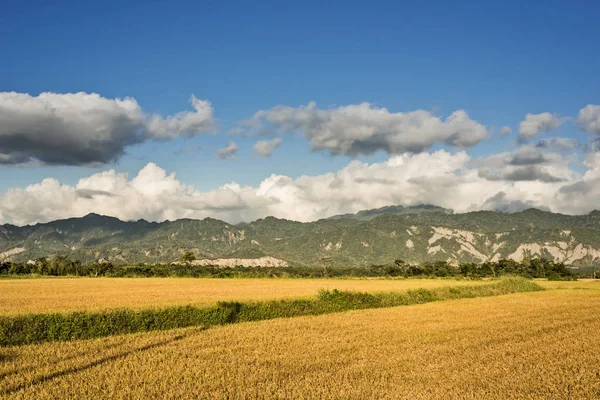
[0,277,494,316]
[0,277,598,398]
[1,288,599,399]
[1,276,596,317]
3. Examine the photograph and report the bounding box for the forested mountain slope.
[2,208,600,267]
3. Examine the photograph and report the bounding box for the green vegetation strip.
[0,278,542,347]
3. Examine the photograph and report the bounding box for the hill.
[327,204,453,221]
[2,206,600,268]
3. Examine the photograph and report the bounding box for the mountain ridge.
[2,206,600,268]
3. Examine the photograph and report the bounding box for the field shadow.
[1,329,202,396]
[0,353,17,363]
[0,340,127,381]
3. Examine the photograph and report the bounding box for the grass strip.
[0,277,542,346]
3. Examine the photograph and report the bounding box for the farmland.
[0,277,496,316]
[1,277,595,317]
[1,286,599,399]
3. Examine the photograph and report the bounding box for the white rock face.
[187,256,288,268]
[428,227,488,261]
[490,253,502,262]
[428,245,443,255]
[406,239,414,249]
[423,225,600,264]
[0,247,25,260]
[508,243,600,264]
[428,227,481,246]
[492,242,503,252]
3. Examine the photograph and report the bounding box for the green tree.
[181,251,196,265]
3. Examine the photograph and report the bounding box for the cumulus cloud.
[479,166,564,183]
[216,141,238,160]
[145,95,215,140]
[518,112,563,141]
[555,152,600,214]
[0,92,215,165]
[577,104,600,135]
[3,149,599,226]
[473,145,574,183]
[253,138,282,157]
[481,191,550,214]
[536,137,579,151]
[238,102,489,156]
[501,126,512,135]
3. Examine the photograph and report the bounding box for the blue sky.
[1,0,599,224]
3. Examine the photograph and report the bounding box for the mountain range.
[2,205,600,268]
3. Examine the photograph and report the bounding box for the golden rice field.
[1,277,597,316]
[536,278,600,290]
[0,277,501,316]
[1,288,599,399]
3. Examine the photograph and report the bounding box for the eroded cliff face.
[418,227,600,265]
[0,247,24,261]
[181,256,288,268]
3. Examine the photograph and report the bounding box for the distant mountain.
[2,206,600,268]
[328,204,453,221]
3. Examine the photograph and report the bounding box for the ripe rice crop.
[1,288,598,399]
[0,278,541,346]
[1,276,592,317]
[0,277,492,316]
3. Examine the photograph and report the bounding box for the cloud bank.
[3,148,600,226]
[0,92,215,165]
[1,100,599,225]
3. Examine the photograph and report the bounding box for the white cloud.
[216,141,238,160]
[3,148,599,226]
[145,95,216,140]
[518,112,563,141]
[501,126,512,135]
[253,138,282,157]
[555,152,600,214]
[473,145,574,183]
[536,137,578,151]
[577,104,600,135]
[0,92,215,165]
[239,102,489,155]
[481,191,550,214]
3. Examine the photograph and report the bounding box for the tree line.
[373,258,578,280]
[0,255,583,280]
